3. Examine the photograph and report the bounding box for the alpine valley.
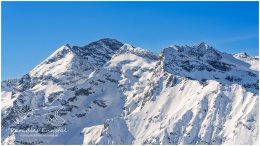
[1,38,259,145]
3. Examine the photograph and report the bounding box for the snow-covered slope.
[234,52,259,71]
[1,39,259,145]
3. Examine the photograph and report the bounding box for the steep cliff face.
[1,39,258,145]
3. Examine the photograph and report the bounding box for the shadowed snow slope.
[1,39,259,145]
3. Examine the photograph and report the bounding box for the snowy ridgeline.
[1,38,259,145]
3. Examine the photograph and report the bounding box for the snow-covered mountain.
[234,52,259,71]
[1,38,259,145]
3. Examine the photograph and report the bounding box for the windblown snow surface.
[1,39,259,145]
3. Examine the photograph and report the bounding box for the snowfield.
[1,38,259,145]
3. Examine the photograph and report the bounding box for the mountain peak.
[198,42,209,49]
[84,38,123,51]
[71,38,124,55]
[121,44,135,50]
[64,43,71,49]
[47,44,72,60]
[97,38,121,43]
[234,51,249,58]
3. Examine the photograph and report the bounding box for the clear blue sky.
[2,1,259,80]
